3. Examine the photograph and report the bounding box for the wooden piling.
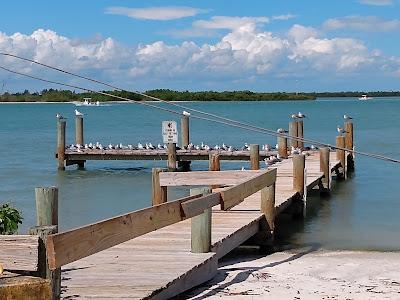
[345,121,354,171]
[75,116,84,146]
[277,135,288,159]
[289,121,298,149]
[336,136,346,178]
[319,147,330,191]
[152,168,168,206]
[190,187,212,253]
[181,116,189,149]
[32,187,60,300]
[167,143,177,171]
[250,144,260,170]
[297,120,304,150]
[209,153,221,172]
[293,154,305,196]
[57,120,66,171]
[260,183,276,235]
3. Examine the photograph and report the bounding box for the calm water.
[0,98,399,251]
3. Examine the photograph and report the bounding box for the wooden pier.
[50,150,341,299]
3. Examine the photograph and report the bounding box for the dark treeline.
[1,88,399,102]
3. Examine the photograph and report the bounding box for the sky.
[0,0,399,92]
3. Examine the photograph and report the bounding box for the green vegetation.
[1,89,400,102]
[0,203,23,235]
[0,89,314,102]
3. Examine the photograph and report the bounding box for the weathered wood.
[260,183,276,234]
[46,194,200,270]
[319,147,330,190]
[289,121,298,148]
[167,143,177,171]
[152,168,168,206]
[278,135,288,159]
[29,225,60,300]
[0,235,39,271]
[181,193,220,218]
[159,170,266,187]
[297,120,304,149]
[35,187,58,227]
[220,168,277,210]
[0,272,51,300]
[336,135,346,178]
[293,154,305,195]
[57,120,65,171]
[345,121,354,171]
[250,144,260,170]
[181,116,189,148]
[190,188,212,253]
[75,115,84,146]
[209,153,220,171]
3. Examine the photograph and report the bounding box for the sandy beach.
[178,248,400,300]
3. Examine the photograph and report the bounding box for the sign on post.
[162,121,178,144]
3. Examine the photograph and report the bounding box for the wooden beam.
[46,193,212,270]
[159,170,266,187]
[0,235,39,272]
[220,168,277,210]
[181,193,221,218]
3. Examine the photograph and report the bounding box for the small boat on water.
[74,97,100,106]
[358,94,373,101]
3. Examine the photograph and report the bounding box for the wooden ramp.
[61,151,340,299]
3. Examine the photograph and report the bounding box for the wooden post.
[57,120,66,171]
[336,136,346,178]
[293,154,305,196]
[190,187,212,253]
[250,144,259,170]
[277,135,288,159]
[319,147,330,191]
[345,121,354,171]
[181,116,189,149]
[32,187,61,300]
[151,168,167,206]
[35,187,58,226]
[289,121,298,149]
[260,183,276,235]
[75,116,84,146]
[297,120,304,150]
[209,153,221,172]
[167,143,177,171]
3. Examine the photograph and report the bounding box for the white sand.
[181,249,400,300]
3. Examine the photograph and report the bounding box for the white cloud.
[358,0,393,5]
[272,14,296,21]
[0,26,399,91]
[193,16,269,30]
[105,6,209,21]
[324,16,400,32]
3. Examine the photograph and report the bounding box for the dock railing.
[45,168,277,270]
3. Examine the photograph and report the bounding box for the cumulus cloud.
[358,0,393,5]
[105,6,209,21]
[272,14,296,21]
[0,25,399,91]
[324,16,400,32]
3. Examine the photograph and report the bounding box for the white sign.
[162,121,178,144]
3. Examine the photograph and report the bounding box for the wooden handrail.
[46,168,277,270]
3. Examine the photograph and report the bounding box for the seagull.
[74,109,83,116]
[183,110,191,116]
[337,126,346,135]
[277,128,288,134]
[343,114,353,121]
[297,112,306,118]
[291,114,299,119]
[56,113,66,120]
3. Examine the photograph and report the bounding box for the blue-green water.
[0,98,399,251]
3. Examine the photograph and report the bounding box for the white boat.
[358,94,373,100]
[75,97,100,106]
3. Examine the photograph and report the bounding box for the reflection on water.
[0,98,399,250]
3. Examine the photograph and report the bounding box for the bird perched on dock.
[74,109,83,116]
[182,110,191,116]
[297,112,306,118]
[343,114,353,121]
[56,113,66,120]
[337,126,346,135]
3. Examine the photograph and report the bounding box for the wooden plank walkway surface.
[61,151,340,299]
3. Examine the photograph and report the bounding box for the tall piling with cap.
[178,115,191,171]
[250,144,260,170]
[345,121,354,171]
[57,119,66,171]
[277,134,288,159]
[336,136,346,179]
[289,121,298,149]
[75,115,85,169]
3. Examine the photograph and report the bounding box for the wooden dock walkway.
[60,151,340,299]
